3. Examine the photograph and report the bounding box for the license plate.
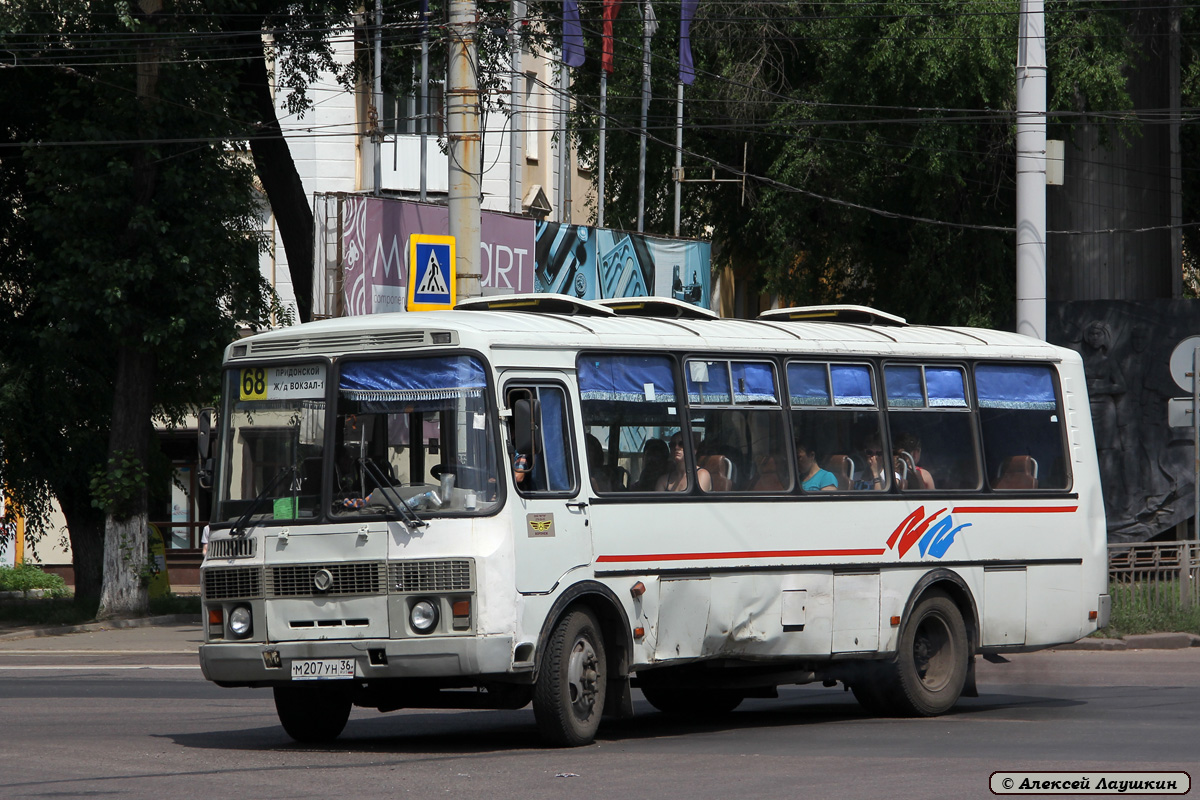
[290,658,356,680]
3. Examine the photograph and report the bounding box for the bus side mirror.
[197,407,214,489]
[511,396,540,456]
[198,407,214,458]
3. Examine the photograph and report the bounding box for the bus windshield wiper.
[358,457,427,532]
[231,465,296,538]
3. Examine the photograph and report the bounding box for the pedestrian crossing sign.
[407,234,456,311]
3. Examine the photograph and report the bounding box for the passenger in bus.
[854,435,888,490]
[656,433,713,492]
[893,432,935,490]
[585,434,612,493]
[796,441,837,492]
[631,438,670,491]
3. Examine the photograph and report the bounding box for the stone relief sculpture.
[1050,301,1194,542]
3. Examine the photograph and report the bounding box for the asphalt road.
[0,624,1195,800]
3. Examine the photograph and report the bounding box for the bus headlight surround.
[410,599,439,634]
[228,605,253,639]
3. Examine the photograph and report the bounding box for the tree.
[1,1,276,615]
[566,1,1138,326]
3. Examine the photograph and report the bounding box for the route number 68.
[240,367,267,401]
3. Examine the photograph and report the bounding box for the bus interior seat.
[995,455,1038,489]
[751,454,786,491]
[826,455,855,490]
[700,454,734,492]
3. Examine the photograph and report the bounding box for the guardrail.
[1108,540,1199,613]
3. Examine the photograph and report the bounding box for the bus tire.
[273,684,352,743]
[533,608,607,747]
[890,591,968,716]
[640,684,743,716]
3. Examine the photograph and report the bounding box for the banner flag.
[602,0,623,74]
[679,0,697,85]
[563,0,585,67]
[644,0,658,38]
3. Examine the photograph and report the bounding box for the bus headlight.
[410,599,439,634]
[228,605,253,639]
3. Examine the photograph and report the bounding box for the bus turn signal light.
[1089,610,1098,620]
[634,627,645,640]
[890,616,901,627]
[452,600,470,618]
[630,581,646,599]
[208,609,223,626]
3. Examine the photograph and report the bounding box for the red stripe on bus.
[951,506,1078,514]
[596,548,889,563]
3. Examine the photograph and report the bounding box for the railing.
[1108,540,1199,613]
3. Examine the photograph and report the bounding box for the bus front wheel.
[890,591,969,716]
[533,608,607,747]
[273,684,353,743]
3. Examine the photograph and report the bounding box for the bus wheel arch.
[532,582,635,742]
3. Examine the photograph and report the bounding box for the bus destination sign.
[239,364,327,401]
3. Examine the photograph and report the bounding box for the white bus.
[198,296,1109,746]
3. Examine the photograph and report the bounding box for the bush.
[0,562,72,599]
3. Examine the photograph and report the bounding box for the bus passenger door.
[504,379,591,594]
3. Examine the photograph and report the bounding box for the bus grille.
[203,567,263,600]
[389,559,473,593]
[207,538,256,559]
[268,562,387,598]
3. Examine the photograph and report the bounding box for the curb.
[1055,632,1200,651]
[0,614,201,642]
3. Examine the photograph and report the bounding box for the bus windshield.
[214,355,501,524]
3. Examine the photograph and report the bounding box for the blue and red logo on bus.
[886,506,972,560]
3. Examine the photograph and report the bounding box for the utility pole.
[1015,0,1047,340]
[447,0,481,298]
[373,0,383,197]
[509,1,525,214]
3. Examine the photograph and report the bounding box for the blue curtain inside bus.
[975,364,1057,410]
[787,363,831,406]
[539,388,571,491]
[578,355,677,403]
[830,365,874,406]
[731,362,778,404]
[885,365,924,407]
[926,367,968,407]
[685,361,732,404]
[339,357,487,408]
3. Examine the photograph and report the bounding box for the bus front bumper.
[199,635,518,686]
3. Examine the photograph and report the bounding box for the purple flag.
[679,0,697,85]
[419,0,429,37]
[563,0,585,67]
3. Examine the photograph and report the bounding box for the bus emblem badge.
[313,569,335,592]
[527,514,555,538]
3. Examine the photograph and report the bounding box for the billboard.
[339,196,710,315]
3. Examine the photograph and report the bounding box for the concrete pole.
[559,67,571,223]
[373,0,383,197]
[673,82,683,236]
[420,7,429,202]
[447,0,481,298]
[598,72,607,228]
[637,1,650,232]
[509,1,524,214]
[1015,0,1047,340]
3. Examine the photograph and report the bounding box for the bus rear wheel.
[273,684,353,743]
[533,608,607,747]
[890,591,969,716]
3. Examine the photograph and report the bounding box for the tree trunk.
[58,489,105,607]
[240,45,314,323]
[96,346,156,619]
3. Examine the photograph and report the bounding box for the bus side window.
[507,385,576,495]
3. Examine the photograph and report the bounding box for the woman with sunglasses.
[656,433,713,492]
[854,435,889,491]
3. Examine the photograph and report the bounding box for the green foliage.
[0,563,72,599]
[562,1,1145,325]
[1100,581,1200,638]
[88,451,149,522]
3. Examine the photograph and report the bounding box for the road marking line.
[0,665,200,670]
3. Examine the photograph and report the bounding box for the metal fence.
[1108,540,1200,614]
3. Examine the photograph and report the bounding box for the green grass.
[1096,581,1200,638]
[0,562,200,628]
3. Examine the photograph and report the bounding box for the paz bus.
[198,296,1109,746]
